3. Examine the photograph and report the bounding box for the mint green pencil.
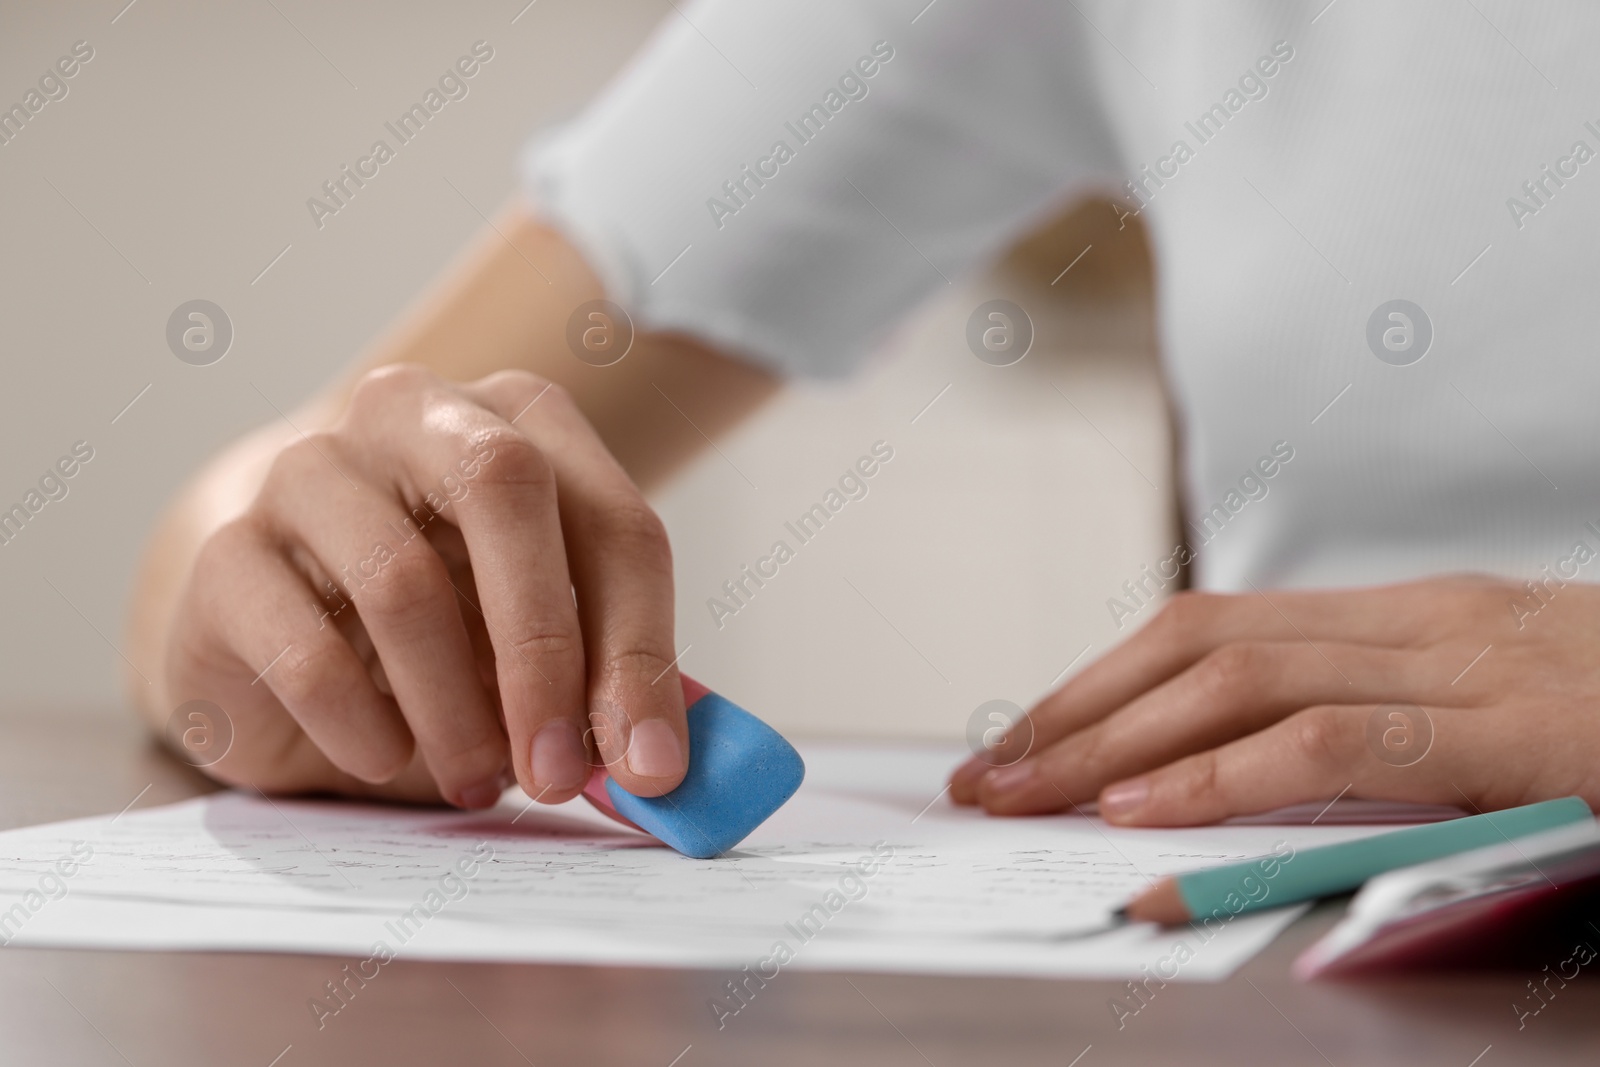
[1121,796,1593,925]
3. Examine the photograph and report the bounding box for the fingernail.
[983,761,1035,794]
[948,757,987,802]
[1100,779,1150,818]
[457,779,505,810]
[951,756,986,783]
[626,719,685,779]
[530,720,588,792]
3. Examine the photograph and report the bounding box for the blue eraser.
[602,683,805,859]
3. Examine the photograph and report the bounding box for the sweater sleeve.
[521,0,1121,377]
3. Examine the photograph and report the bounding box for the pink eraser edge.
[680,674,712,708]
[579,673,710,832]
[581,767,644,831]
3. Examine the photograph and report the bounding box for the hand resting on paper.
[949,578,1600,825]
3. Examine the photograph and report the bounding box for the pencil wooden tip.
[1122,877,1189,925]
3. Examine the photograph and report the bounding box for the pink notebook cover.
[1296,824,1600,978]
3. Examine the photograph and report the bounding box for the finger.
[1096,703,1486,826]
[180,517,412,787]
[260,433,509,809]
[975,641,1440,815]
[952,599,1291,801]
[961,582,1481,796]
[465,371,687,797]
[343,366,589,805]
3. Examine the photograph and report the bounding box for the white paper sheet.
[0,743,1418,980]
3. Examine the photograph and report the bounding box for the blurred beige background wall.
[0,0,1172,739]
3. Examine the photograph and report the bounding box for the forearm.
[125,200,778,727]
[348,202,779,487]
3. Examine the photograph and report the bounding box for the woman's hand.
[164,364,689,809]
[950,577,1600,824]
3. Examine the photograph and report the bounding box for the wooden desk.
[1,708,1594,1066]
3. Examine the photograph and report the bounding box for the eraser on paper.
[581,675,805,859]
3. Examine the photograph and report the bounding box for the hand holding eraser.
[581,675,805,858]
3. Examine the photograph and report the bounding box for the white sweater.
[524,0,1600,593]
